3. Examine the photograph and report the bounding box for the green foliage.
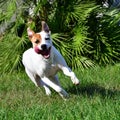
[0,0,96,73]
[0,0,120,73]
[87,8,120,64]
[0,32,29,72]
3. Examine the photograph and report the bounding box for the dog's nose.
[41,44,47,50]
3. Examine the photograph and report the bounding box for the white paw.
[46,90,51,96]
[72,77,80,85]
[44,87,51,96]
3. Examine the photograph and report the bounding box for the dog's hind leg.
[25,69,51,95]
[39,78,51,96]
[43,84,51,96]
[51,75,61,86]
[25,68,40,86]
[25,68,41,87]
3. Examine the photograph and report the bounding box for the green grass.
[0,65,120,120]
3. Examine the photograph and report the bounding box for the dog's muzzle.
[34,45,51,59]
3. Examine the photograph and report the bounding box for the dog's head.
[27,21,52,59]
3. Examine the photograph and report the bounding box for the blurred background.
[0,0,120,73]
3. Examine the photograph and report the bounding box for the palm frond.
[0,32,28,73]
[72,56,95,70]
[51,33,72,64]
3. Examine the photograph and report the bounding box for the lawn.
[0,65,120,120]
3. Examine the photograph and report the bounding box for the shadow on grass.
[67,83,120,99]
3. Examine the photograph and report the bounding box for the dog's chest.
[34,51,60,77]
[39,54,60,75]
[23,48,59,77]
[34,59,59,77]
[45,63,59,76]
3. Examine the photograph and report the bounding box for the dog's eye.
[35,39,39,44]
[45,38,50,40]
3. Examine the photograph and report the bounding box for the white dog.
[22,21,80,99]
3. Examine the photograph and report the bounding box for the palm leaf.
[51,33,72,64]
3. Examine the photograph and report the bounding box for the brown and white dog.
[22,21,80,99]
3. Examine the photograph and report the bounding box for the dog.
[22,21,80,99]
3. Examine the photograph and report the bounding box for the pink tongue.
[34,46,50,59]
[34,46,41,54]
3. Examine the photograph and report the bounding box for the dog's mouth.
[34,46,51,59]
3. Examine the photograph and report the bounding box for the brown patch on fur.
[31,34,42,48]
[31,34,41,43]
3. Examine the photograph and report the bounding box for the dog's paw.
[45,88,51,96]
[46,91,51,96]
[72,77,80,85]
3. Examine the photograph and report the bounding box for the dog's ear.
[27,28,35,40]
[41,21,49,33]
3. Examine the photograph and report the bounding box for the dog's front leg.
[41,77,69,99]
[58,65,80,85]
[37,79,51,96]
[43,84,51,96]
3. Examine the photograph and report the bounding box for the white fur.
[22,28,80,99]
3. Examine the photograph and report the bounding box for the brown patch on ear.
[27,28,35,40]
[41,21,49,33]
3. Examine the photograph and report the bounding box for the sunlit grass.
[0,65,120,120]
